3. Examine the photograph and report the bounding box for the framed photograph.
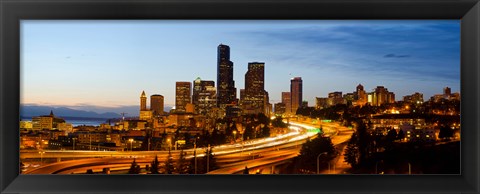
[1,0,479,193]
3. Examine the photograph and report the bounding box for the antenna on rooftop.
[120,112,128,122]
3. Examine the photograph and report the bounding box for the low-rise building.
[399,123,436,142]
[20,121,33,130]
[32,116,53,130]
[367,114,426,130]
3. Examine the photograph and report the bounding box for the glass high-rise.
[216,44,237,110]
[290,77,303,115]
[242,62,267,114]
[175,82,192,113]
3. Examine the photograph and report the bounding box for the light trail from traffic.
[23,121,352,174]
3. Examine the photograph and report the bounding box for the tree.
[150,155,160,174]
[191,147,218,174]
[243,124,255,140]
[397,129,405,140]
[163,149,175,174]
[260,126,270,138]
[128,158,141,174]
[203,147,218,173]
[439,124,454,140]
[386,128,397,141]
[297,135,336,173]
[243,166,249,174]
[356,120,371,165]
[271,117,287,128]
[176,149,190,174]
[257,113,270,126]
[344,135,360,168]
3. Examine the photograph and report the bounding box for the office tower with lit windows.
[355,84,368,106]
[175,82,192,113]
[327,91,344,106]
[193,77,216,115]
[216,44,237,110]
[150,94,164,116]
[290,77,303,115]
[316,97,328,109]
[368,86,395,106]
[282,92,291,114]
[403,92,424,104]
[241,62,268,114]
[274,103,286,115]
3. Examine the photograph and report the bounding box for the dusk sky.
[21,20,460,114]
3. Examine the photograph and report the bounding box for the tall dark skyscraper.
[217,44,237,110]
[290,77,303,114]
[241,62,267,114]
[150,94,164,116]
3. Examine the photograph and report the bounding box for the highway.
[23,121,353,174]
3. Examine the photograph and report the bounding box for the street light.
[38,151,45,163]
[206,144,211,173]
[317,152,328,174]
[233,130,237,142]
[72,137,76,150]
[194,137,198,174]
[128,138,134,151]
[167,138,171,150]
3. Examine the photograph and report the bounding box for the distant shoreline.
[20,116,117,127]
[20,116,116,121]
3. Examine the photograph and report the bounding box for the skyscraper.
[282,92,291,114]
[175,82,192,113]
[192,77,216,115]
[242,62,267,114]
[140,91,147,111]
[216,44,237,110]
[150,94,164,116]
[290,77,303,115]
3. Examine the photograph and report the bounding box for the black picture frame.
[1,0,479,193]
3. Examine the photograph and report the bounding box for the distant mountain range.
[20,105,121,119]
[20,105,173,119]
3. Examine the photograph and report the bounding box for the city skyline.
[21,20,460,113]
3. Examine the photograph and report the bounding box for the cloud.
[384,54,410,58]
[234,21,459,85]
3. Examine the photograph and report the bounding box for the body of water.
[21,117,110,127]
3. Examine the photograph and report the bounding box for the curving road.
[23,121,353,174]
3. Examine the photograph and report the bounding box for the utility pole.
[89,132,92,151]
[194,138,197,174]
[206,144,210,173]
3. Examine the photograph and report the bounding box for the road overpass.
[23,121,353,174]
